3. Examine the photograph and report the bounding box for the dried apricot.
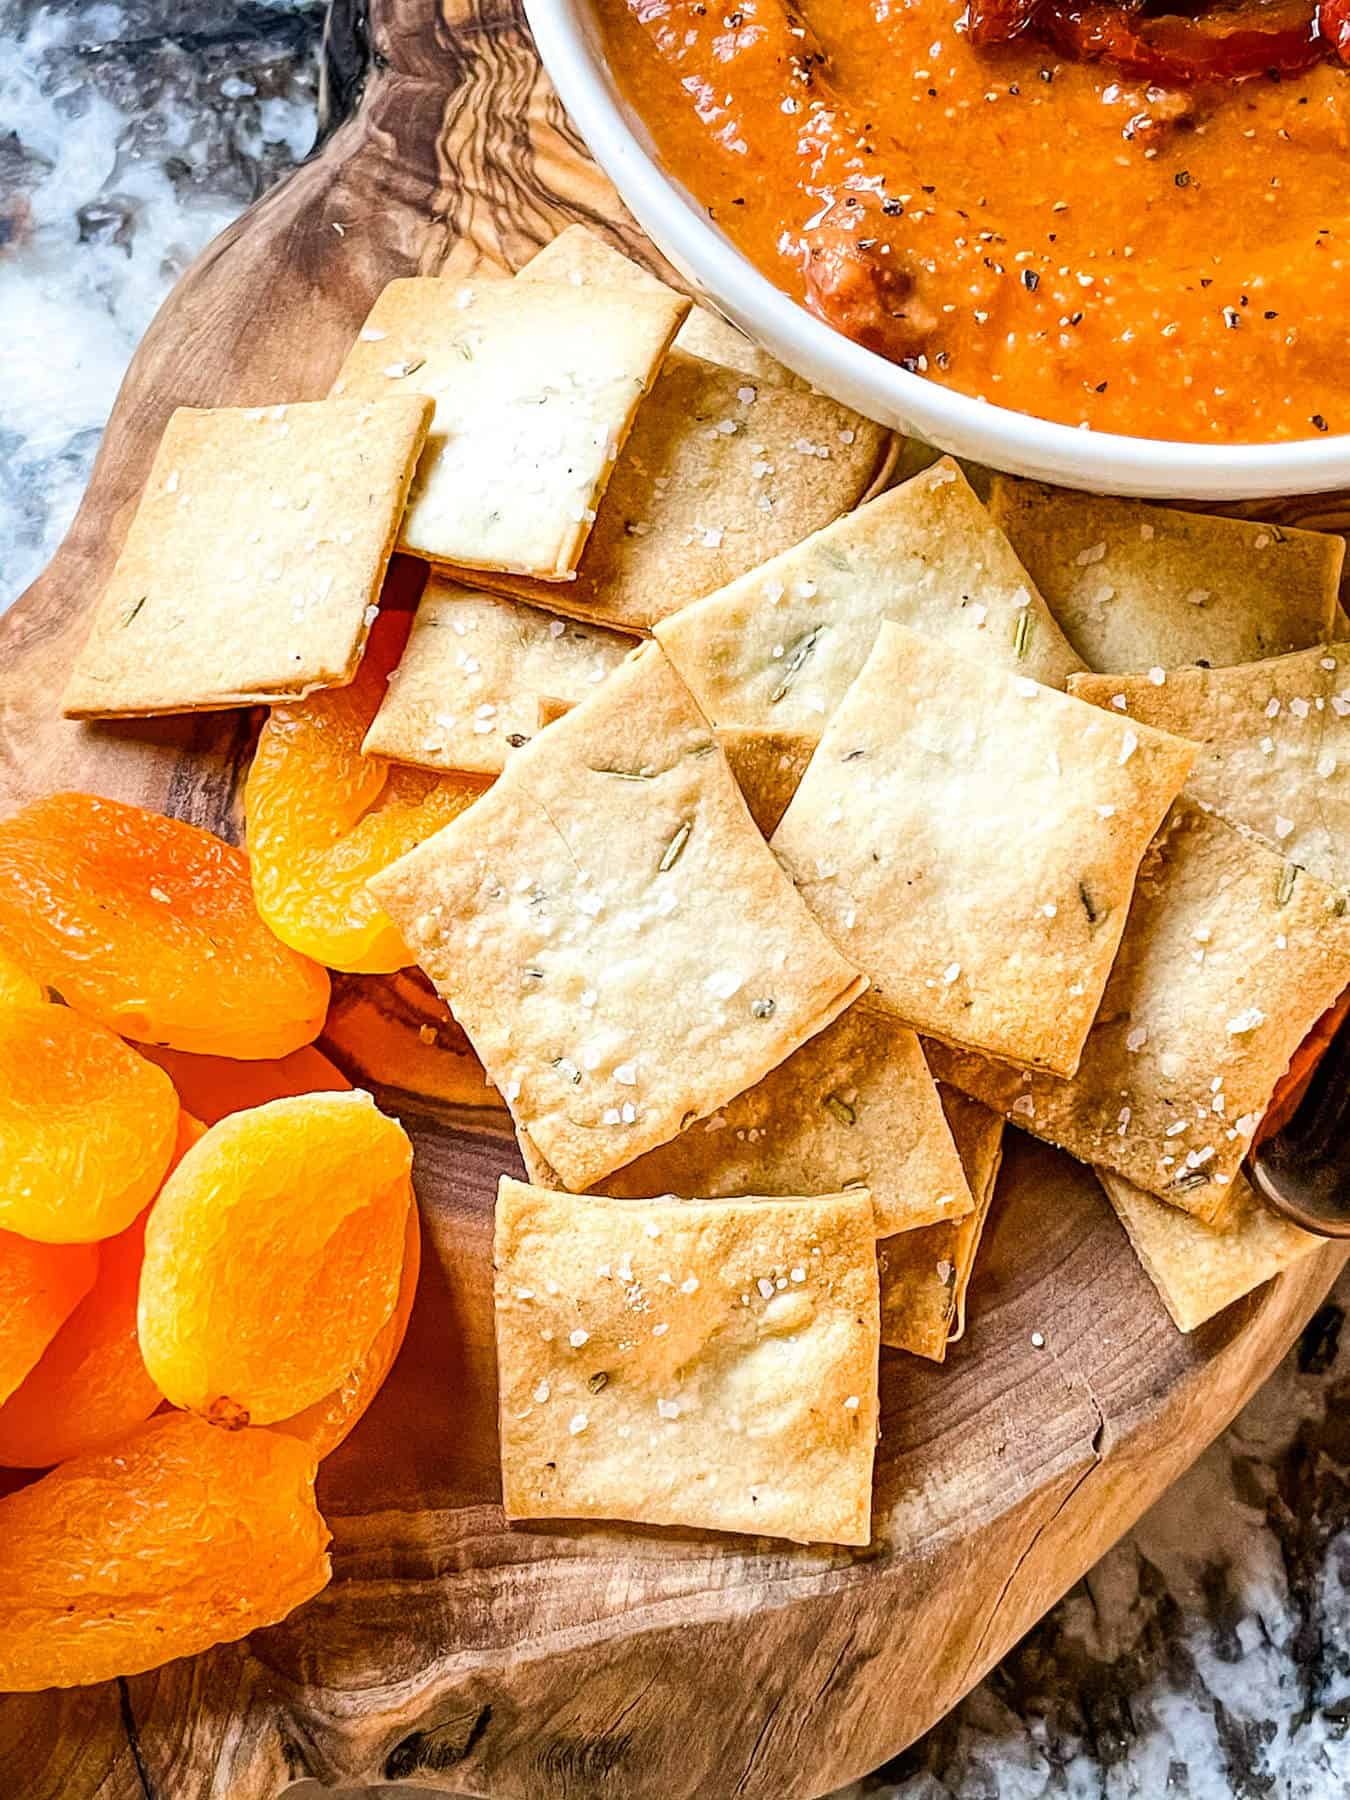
[0,1002,180,1243]
[139,1091,413,1425]
[0,791,329,1058]
[0,1115,204,1468]
[0,945,42,1010]
[245,606,483,974]
[0,1411,330,1689]
[273,1186,420,1459]
[141,1042,351,1123]
[0,1234,98,1408]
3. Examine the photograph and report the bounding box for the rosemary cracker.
[517,1005,972,1238]
[518,223,806,389]
[1098,1167,1322,1334]
[772,622,1196,1077]
[369,646,866,1191]
[990,478,1345,673]
[432,358,891,632]
[333,277,688,579]
[1069,645,1350,892]
[655,458,1085,744]
[494,1178,880,1544]
[879,1085,1006,1361]
[926,801,1350,1222]
[363,579,636,777]
[63,397,432,718]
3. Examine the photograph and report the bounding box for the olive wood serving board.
[1,3,1346,1794]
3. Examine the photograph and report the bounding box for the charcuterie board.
[1,3,1345,1795]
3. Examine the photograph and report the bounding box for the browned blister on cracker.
[63,396,432,718]
[493,1178,880,1545]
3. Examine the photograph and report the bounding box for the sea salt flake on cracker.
[927,801,1350,1221]
[771,622,1196,1077]
[369,646,866,1191]
[655,457,1085,745]
[517,1005,972,1239]
[493,1178,880,1544]
[63,396,432,717]
[990,478,1345,672]
[334,276,689,579]
[363,579,636,777]
[1070,644,1350,892]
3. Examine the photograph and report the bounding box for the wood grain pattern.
[1,3,1347,1796]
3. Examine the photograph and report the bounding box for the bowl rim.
[527,0,1350,500]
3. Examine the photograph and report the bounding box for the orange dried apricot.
[0,945,42,1010]
[0,1002,180,1242]
[273,1186,420,1459]
[0,1411,330,1689]
[0,1234,98,1408]
[139,1091,413,1425]
[0,791,329,1058]
[140,1041,351,1123]
[245,606,484,974]
[0,1115,204,1468]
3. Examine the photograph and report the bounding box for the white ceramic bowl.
[527,0,1350,501]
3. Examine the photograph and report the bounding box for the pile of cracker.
[64,227,1350,1550]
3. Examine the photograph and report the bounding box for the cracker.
[771,622,1196,1077]
[432,352,890,632]
[1098,1167,1322,1334]
[493,1177,880,1544]
[62,397,432,717]
[519,224,805,389]
[517,1005,972,1238]
[1069,645,1350,892]
[654,458,1085,747]
[989,478,1345,672]
[717,728,815,837]
[926,800,1350,1221]
[369,646,866,1190]
[333,277,689,579]
[879,1085,1006,1361]
[362,578,636,776]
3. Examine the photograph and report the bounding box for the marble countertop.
[3,3,1349,1795]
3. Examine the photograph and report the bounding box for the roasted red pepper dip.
[599,0,1350,442]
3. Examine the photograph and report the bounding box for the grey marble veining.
[2,6,1349,1796]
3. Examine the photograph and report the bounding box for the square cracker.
[519,224,806,390]
[654,457,1086,746]
[369,645,866,1191]
[62,396,432,717]
[989,477,1345,673]
[926,800,1350,1221]
[717,727,816,837]
[493,1177,880,1544]
[771,621,1196,1077]
[879,1085,1006,1361]
[516,1004,973,1239]
[1098,1167,1322,1334]
[431,351,891,633]
[362,578,636,777]
[333,277,689,578]
[1069,645,1350,892]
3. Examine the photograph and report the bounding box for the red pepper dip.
[598,0,1350,443]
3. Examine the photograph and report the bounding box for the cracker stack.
[60,225,1350,1549]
